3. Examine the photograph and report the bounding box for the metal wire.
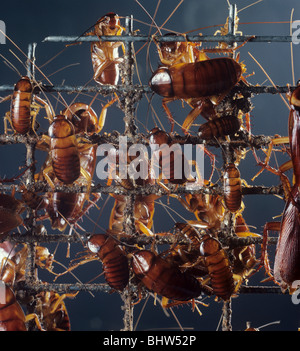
[0,5,291,331]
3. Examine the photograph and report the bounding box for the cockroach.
[131,249,210,303]
[62,102,99,134]
[149,127,196,185]
[172,223,208,277]
[177,184,225,234]
[223,163,242,213]
[0,284,27,331]
[37,108,100,231]
[199,234,235,301]
[154,32,207,67]
[149,57,246,133]
[85,12,124,85]
[232,214,259,283]
[35,291,73,331]
[108,193,157,236]
[0,190,24,239]
[2,76,54,135]
[0,284,44,331]
[272,82,300,291]
[88,233,129,291]
[175,222,201,249]
[46,114,81,185]
[44,144,99,231]
[107,148,158,236]
[198,115,240,140]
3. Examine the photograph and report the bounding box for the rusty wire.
[0,4,292,331]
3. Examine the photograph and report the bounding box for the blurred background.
[0,0,300,331]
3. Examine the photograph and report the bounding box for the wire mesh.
[0,3,297,331]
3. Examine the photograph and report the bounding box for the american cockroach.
[0,190,24,240]
[0,284,45,331]
[2,76,54,135]
[85,12,124,85]
[199,234,235,301]
[0,284,28,331]
[35,291,74,331]
[198,115,241,140]
[232,214,260,283]
[177,183,225,234]
[149,127,198,185]
[88,233,129,291]
[40,144,99,231]
[36,105,100,231]
[62,102,99,135]
[149,57,246,134]
[131,249,210,304]
[223,162,242,213]
[263,83,300,291]
[46,114,81,185]
[106,148,159,236]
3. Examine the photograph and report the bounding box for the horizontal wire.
[15,280,284,295]
[42,34,293,44]
[0,83,295,94]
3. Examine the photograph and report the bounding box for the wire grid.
[0,4,295,331]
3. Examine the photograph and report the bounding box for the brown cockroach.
[177,182,225,234]
[265,83,300,291]
[0,283,45,331]
[2,76,54,135]
[0,190,24,240]
[39,144,99,231]
[106,147,159,236]
[232,214,260,283]
[131,249,211,303]
[35,291,74,331]
[198,115,241,140]
[62,102,99,135]
[46,114,81,185]
[149,127,195,185]
[199,234,235,301]
[85,12,124,85]
[35,106,100,231]
[149,57,246,134]
[87,233,130,291]
[223,162,242,213]
[0,284,28,331]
